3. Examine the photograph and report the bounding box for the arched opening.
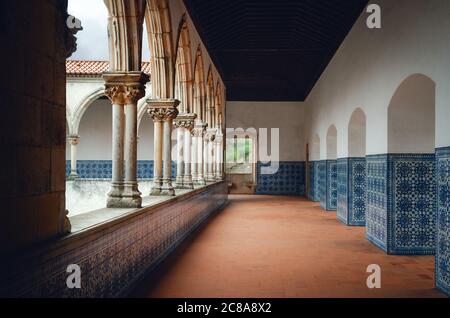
[388,74,435,154]
[193,47,206,121]
[337,108,367,226]
[174,19,193,114]
[206,67,215,128]
[226,129,258,195]
[320,125,337,211]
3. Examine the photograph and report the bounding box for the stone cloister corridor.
[131,196,443,298]
[1,0,450,304]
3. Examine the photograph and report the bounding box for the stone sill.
[5,181,226,264]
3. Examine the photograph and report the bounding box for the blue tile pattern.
[337,159,349,224]
[256,161,306,196]
[66,160,177,179]
[313,161,320,202]
[436,147,450,296]
[327,160,338,211]
[337,158,366,226]
[366,155,389,251]
[308,161,315,200]
[366,154,436,255]
[318,161,327,209]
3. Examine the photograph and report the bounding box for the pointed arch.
[104,0,147,72]
[206,66,215,127]
[145,0,174,98]
[215,82,222,129]
[193,45,206,120]
[174,17,194,113]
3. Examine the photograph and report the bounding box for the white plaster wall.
[326,126,337,160]
[305,0,450,159]
[348,109,366,157]
[226,102,306,161]
[66,98,155,161]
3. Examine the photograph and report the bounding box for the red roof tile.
[66,60,151,77]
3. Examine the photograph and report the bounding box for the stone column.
[174,125,185,188]
[215,131,224,180]
[67,135,80,179]
[173,113,196,189]
[104,72,148,208]
[193,121,207,186]
[147,99,180,196]
[205,128,216,182]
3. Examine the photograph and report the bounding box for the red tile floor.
[130,195,446,298]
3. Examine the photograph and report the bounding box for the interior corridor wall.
[226,101,306,195]
[303,0,450,295]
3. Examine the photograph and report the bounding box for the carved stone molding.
[205,128,217,142]
[147,99,180,122]
[103,72,149,105]
[174,113,197,131]
[67,135,80,146]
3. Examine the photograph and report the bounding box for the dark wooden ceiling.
[184,0,368,101]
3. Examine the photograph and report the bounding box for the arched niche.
[348,108,366,157]
[77,96,112,160]
[311,134,320,161]
[388,74,435,154]
[326,125,337,160]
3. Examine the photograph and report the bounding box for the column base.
[161,178,176,196]
[174,176,185,189]
[150,178,163,196]
[107,181,142,208]
[195,176,206,186]
[205,174,216,182]
[183,175,194,189]
[67,173,79,181]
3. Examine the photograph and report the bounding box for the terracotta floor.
[131,195,446,298]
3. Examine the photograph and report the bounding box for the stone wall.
[0,182,227,297]
[0,0,69,254]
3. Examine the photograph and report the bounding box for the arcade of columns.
[65,0,225,209]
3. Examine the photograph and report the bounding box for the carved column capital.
[103,72,149,105]
[174,113,197,131]
[147,98,180,122]
[67,135,80,146]
[205,128,217,142]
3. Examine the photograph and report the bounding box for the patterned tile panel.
[318,161,327,209]
[349,158,366,226]
[0,183,228,297]
[66,160,177,179]
[366,155,388,252]
[388,154,436,254]
[256,161,306,196]
[337,158,349,224]
[326,160,338,211]
[308,161,315,200]
[313,161,321,202]
[436,147,450,296]
[366,154,436,255]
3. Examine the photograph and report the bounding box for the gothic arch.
[145,0,174,98]
[388,74,435,154]
[326,125,337,160]
[104,0,147,72]
[215,82,222,129]
[72,87,106,136]
[174,17,193,113]
[348,108,366,157]
[193,45,206,120]
[206,66,215,128]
